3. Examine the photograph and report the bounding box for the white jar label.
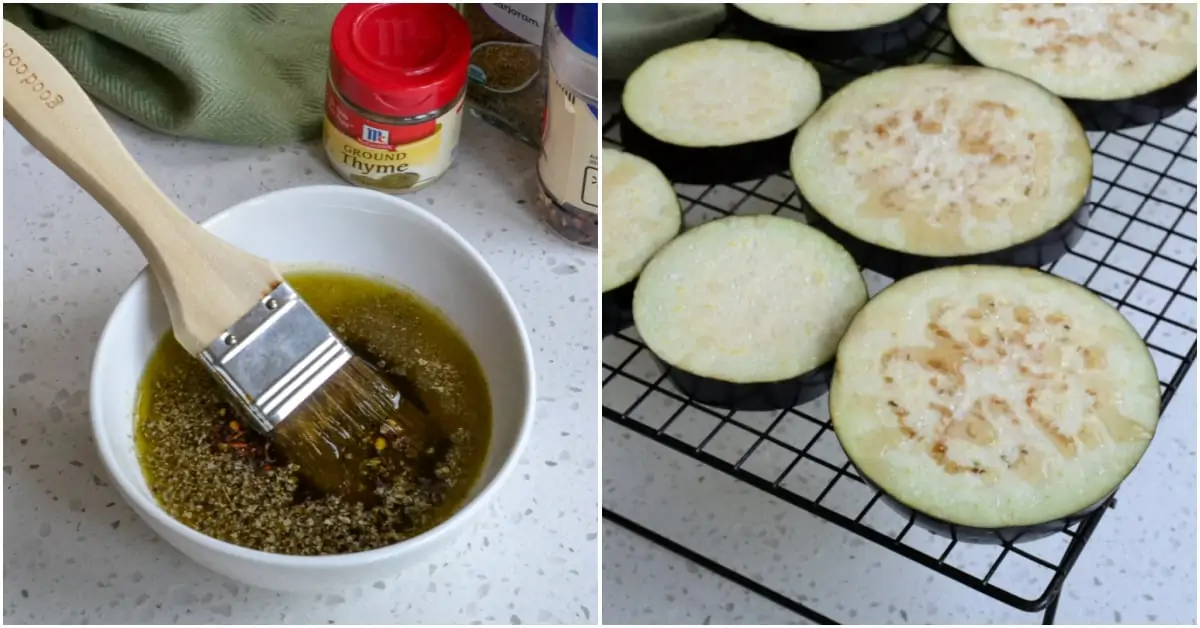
[538,64,598,215]
[481,4,545,45]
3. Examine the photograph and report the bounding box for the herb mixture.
[461,3,547,147]
[471,43,541,92]
[135,271,491,555]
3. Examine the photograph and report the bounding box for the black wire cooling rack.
[602,6,1197,625]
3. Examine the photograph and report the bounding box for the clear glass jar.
[324,81,466,194]
[535,3,599,248]
[323,4,470,194]
[458,3,550,148]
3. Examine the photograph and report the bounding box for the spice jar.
[324,4,470,194]
[537,3,599,248]
[459,3,549,148]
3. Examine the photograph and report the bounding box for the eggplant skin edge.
[603,216,684,338]
[725,3,935,62]
[620,115,797,185]
[948,30,1198,132]
[1065,72,1198,133]
[628,215,865,410]
[828,265,1161,544]
[654,352,833,412]
[797,191,1092,280]
[852,459,1113,544]
[602,281,637,338]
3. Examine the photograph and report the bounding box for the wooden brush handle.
[2,20,282,356]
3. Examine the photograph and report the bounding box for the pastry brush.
[2,20,447,503]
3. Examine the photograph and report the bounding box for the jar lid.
[555,3,597,58]
[329,3,470,118]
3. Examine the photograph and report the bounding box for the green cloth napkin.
[4,3,342,145]
[602,4,725,82]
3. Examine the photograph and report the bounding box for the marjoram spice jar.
[459,3,549,148]
[324,4,470,194]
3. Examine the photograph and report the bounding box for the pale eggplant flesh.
[633,215,867,411]
[831,266,1161,543]
[948,3,1198,132]
[601,149,683,336]
[791,65,1094,280]
[952,48,1197,133]
[621,39,821,185]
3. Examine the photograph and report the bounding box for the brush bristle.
[271,356,448,503]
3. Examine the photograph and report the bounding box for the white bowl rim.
[88,184,536,568]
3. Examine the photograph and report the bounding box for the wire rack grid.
[602,6,1197,625]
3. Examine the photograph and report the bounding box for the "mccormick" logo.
[361,124,389,145]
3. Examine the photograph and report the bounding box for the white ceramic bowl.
[90,185,535,592]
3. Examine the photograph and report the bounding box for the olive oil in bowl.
[135,270,492,556]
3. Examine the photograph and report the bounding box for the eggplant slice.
[621,39,821,184]
[791,64,1093,279]
[633,215,866,410]
[602,148,683,337]
[949,3,1198,132]
[728,3,934,62]
[831,265,1160,542]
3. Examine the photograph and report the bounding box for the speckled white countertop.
[3,111,598,624]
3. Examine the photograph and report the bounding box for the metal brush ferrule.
[199,283,351,434]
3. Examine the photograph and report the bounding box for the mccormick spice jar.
[537,3,599,248]
[458,3,549,148]
[324,4,470,193]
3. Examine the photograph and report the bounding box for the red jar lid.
[329,3,470,118]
